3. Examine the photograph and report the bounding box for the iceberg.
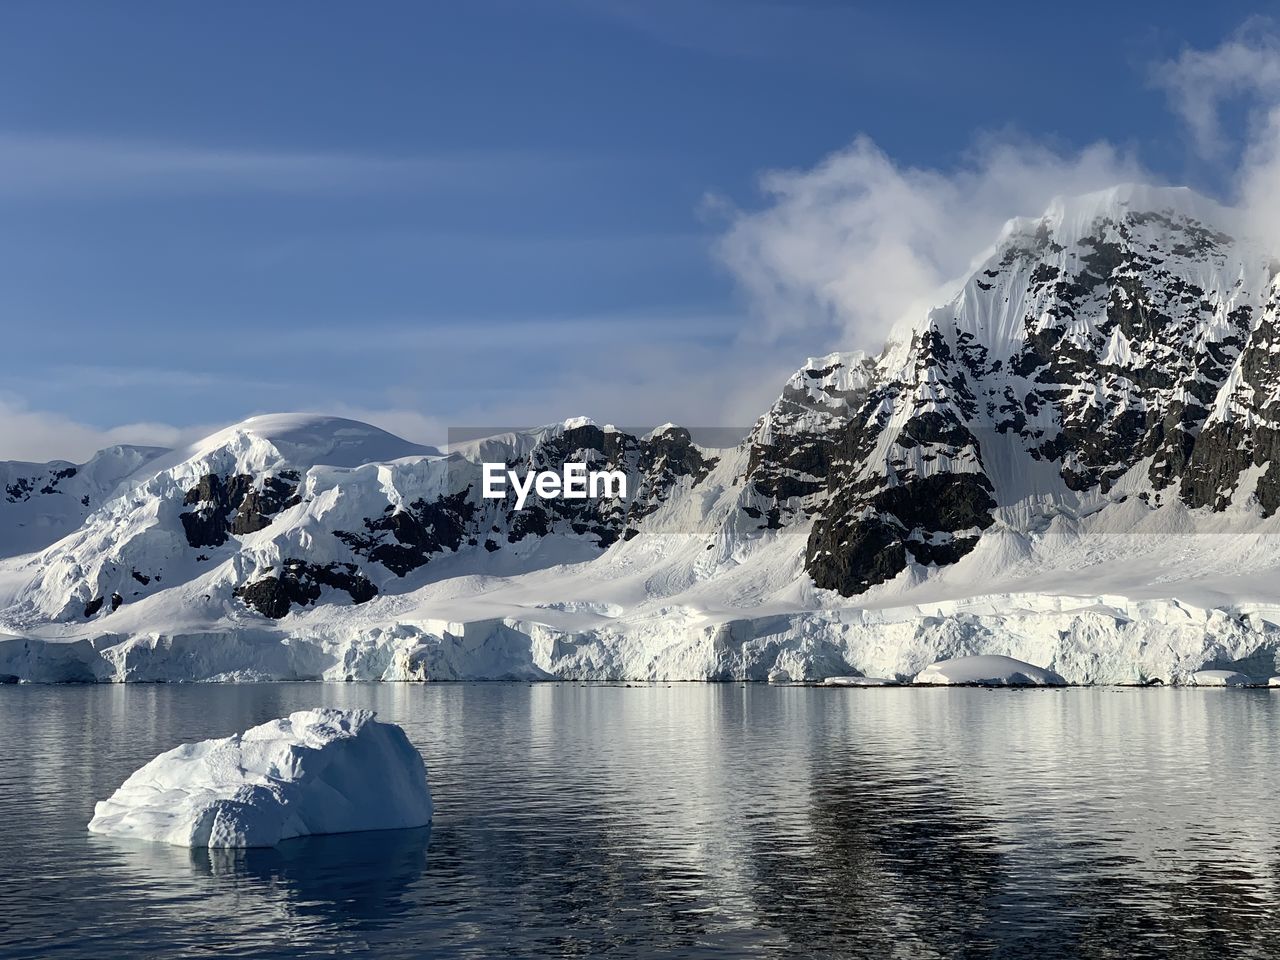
[821,676,899,686]
[88,708,432,848]
[913,655,1066,687]
[1189,669,1252,687]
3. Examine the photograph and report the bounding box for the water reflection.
[744,754,1007,957]
[117,826,429,917]
[0,684,1277,958]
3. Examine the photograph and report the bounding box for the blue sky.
[0,1,1273,459]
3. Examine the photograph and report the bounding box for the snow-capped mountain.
[0,444,168,559]
[804,185,1275,594]
[4,185,1280,684]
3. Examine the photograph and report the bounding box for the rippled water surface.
[0,683,1277,958]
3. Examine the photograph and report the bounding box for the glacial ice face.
[1190,669,1252,687]
[913,655,1066,686]
[88,709,432,848]
[821,676,900,686]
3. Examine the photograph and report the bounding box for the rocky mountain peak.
[6,186,1280,685]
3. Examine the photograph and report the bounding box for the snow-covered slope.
[4,185,1280,684]
[0,444,168,558]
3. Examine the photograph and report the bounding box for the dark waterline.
[0,683,1276,959]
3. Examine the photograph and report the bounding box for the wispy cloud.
[1154,20,1280,158]
[1155,21,1280,249]
[0,132,576,197]
[0,395,207,462]
[711,135,1145,352]
[245,309,744,355]
[40,364,283,393]
[714,21,1280,361]
[369,337,787,444]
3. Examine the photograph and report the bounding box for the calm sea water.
[0,683,1276,959]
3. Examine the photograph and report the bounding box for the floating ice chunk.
[822,676,899,686]
[88,709,432,848]
[1189,669,1252,687]
[913,655,1066,686]
[1269,676,1280,687]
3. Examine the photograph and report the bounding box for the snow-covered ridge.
[997,184,1238,251]
[144,413,440,476]
[0,444,169,558]
[4,186,1280,684]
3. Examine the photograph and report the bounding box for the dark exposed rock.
[180,471,301,548]
[626,426,717,525]
[179,474,239,547]
[336,488,479,577]
[806,352,999,600]
[900,411,975,449]
[808,515,906,594]
[499,426,636,547]
[6,465,79,503]
[1178,298,1280,513]
[180,508,230,549]
[234,559,378,619]
[742,354,879,530]
[5,477,33,503]
[83,597,103,618]
[906,535,981,566]
[232,472,302,534]
[808,472,996,596]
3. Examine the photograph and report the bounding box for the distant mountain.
[0,444,168,558]
[3,186,1280,684]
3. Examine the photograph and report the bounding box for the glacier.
[88,708,432,847]
[3,186,1280,685]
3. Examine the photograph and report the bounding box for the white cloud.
[0,397,206,462]
[334,339,789,447]
[1235,104,1280,253]
[712,25,1280,360]
[1156,23,1280,252]
[712,135,1145,352]
[1155,24,1280,157]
